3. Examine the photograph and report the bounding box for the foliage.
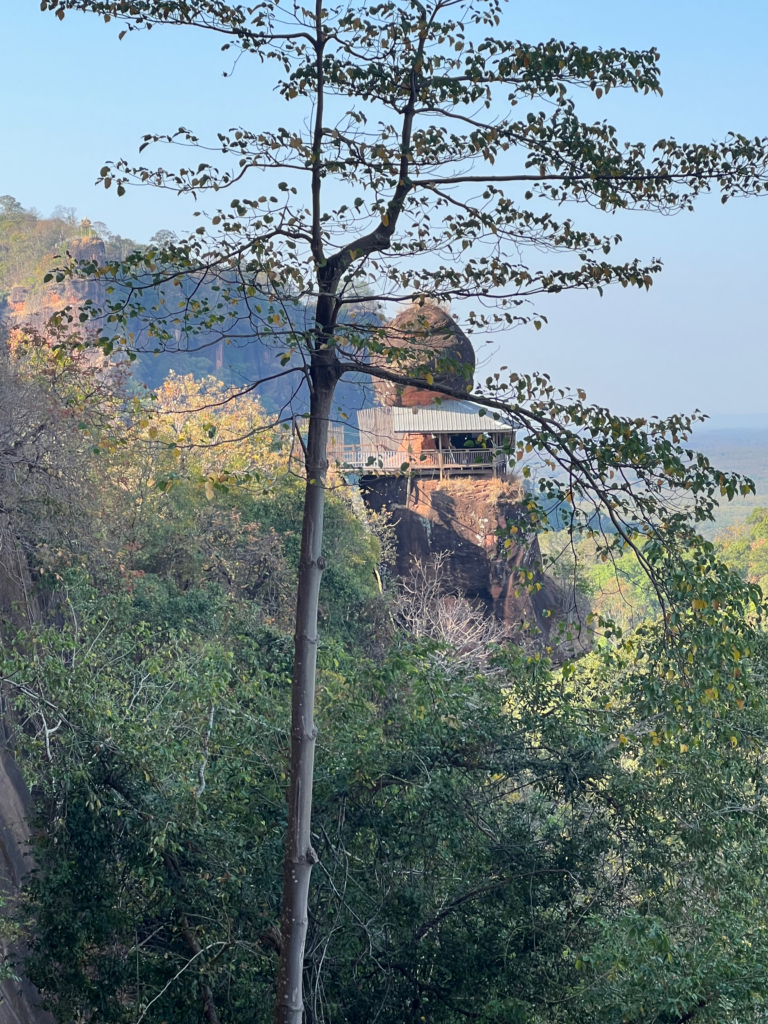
[0,341,383,639]
[37,0,768,637]
[0,334,134,604]
[3,335,768,1024]
[0,197,80,303]
[0,895,19,983]
[24,1,768,1020]
[106,372,386,638]
[716,507,768,591]
[133,371,292,496]
[541,503,768,639]
[562,615,768,1024]
[6,574,768,1024]
[540,530,660,636]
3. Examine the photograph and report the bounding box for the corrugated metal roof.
[390,400,515,434]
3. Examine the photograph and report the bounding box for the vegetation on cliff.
[1,341,768,1024]
[34,0,768,1006]
[0,195,140,305]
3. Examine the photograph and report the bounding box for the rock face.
[372,302,476,408]
[0,527,53,1024]
[2,235,107,334]
[0,732,52,1024]
[64,237,108,309]
[361,474,576,646]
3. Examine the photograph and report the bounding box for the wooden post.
[438,434,444,481]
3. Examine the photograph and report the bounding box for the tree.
[38,1,768,1020]
[10,562,768,1024]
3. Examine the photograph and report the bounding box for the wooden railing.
[327,446,511,474]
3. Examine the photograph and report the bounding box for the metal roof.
[389,400,515,435]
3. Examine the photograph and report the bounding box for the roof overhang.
[388,400,516,435]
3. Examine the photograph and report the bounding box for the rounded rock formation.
[373,302,475,407]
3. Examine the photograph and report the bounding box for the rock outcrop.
[0,428,53,1024]
[1,235,107,335]
[371,302,476,408]
[361,474,581,649]
[0,729,52,1024]
[0,539,53,1024]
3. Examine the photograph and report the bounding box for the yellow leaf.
[205,480,214,501]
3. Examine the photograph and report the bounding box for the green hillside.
[0,194,142,303]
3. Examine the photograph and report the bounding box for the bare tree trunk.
[274,352,337,1024]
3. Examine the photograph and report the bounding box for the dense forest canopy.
[3,338,768,1024]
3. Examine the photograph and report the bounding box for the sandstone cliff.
[0,539,53,1024]
[361,474,584,652]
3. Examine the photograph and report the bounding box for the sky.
[1,0,767,420]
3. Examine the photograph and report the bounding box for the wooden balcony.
[328,445,512,477]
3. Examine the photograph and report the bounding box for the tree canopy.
[3,350,768,1024]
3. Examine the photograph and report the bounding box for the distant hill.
[0,195,375,422]
[0,194,141,304]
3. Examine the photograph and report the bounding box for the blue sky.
[1,0,767,419]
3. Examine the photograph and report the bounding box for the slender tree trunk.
[178,912,221,1024]
[274,349,338,1024]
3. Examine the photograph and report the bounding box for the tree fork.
[274,345,339,1024]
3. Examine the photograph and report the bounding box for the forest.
[4,3,768,1024]
[5,265,768,1024]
